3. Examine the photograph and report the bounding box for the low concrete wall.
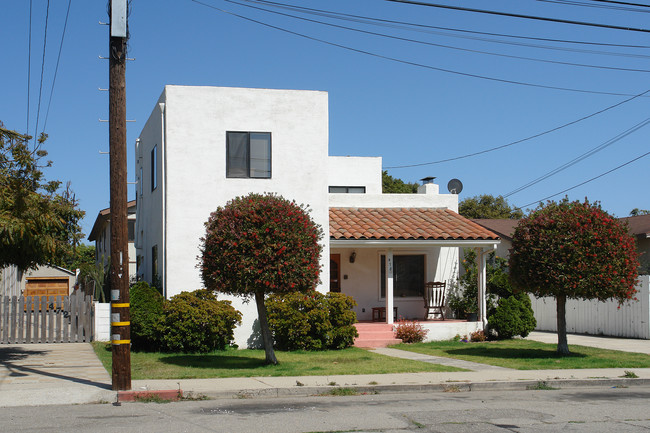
[421,321,482,342]
[530,275,650,339]
[94,302,111,341]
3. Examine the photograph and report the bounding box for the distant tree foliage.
[509,199,639,355]
[0,123,84,271]
[382,171,419,193]
[459,194,523,219]
[199,193,323,364]
[629,208,650,216]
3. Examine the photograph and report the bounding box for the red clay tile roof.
[330,208,500,241]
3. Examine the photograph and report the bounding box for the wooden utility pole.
[109,0,131,391]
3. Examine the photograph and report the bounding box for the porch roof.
[329,207,500,243]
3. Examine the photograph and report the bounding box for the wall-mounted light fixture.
[349,252,356,263]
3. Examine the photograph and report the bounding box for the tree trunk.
[255,290,278,365]
[556,294,569,355]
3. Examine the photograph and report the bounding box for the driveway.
[527,331,650,355]
[0,343,114,407]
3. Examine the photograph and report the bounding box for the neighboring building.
[470,219,519,258]
[0,264,75,298]
[87,200,137,281]
[134,85,500,347]
[619,214,650,272]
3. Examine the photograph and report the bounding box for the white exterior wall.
[530,275,650,339]
[137,86,330,347]
[94,302,111,341]
[135,98,165,288]
[328,188,458,212]
[328,156,382,194]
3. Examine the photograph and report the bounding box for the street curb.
[190,378,650,400]
[117,389,182,402]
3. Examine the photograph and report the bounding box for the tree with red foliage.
[509,199,639,355]
[199,193,323,364]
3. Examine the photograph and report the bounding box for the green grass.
[92,342,464,380]
[392,339,650,370]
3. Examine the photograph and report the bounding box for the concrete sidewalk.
[1,333,649,407]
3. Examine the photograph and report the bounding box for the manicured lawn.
[92,342,465,380]
[392,339,650,370]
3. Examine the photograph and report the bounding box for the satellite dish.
[447,179,463,194]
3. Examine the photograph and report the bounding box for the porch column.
[386,248,394,324]
[477,248,488,328]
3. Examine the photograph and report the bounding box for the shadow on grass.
[159,354,267,370]
[444,347,587,360]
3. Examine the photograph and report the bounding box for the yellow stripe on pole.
[112,303,130,308]
[111,339,131,345]
[111,321,130,327]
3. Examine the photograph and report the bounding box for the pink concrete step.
[353,323,402,348]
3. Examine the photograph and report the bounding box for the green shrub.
[394,319,428,343]
[266,290,358,351]
[488,293,537,340]
[157,290,242,353]
[325,292,359,349]
[130,281,164,351]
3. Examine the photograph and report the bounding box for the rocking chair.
[424,281,446,320]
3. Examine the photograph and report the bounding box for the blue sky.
[2,0,649,241]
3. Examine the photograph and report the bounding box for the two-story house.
[135,85,499,347]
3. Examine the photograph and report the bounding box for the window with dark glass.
[152,245,158,281]
[380,255,425,298]
[226,132,271,178]
[151,145,157,191]
[329,186,366,194]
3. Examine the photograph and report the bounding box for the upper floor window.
[151,145,158,191]
[226,132,271,178]
[329,186,366,194]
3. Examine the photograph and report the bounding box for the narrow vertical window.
[152,245,158,282]
[151,145,157,191]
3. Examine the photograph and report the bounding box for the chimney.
[418,176,439,195]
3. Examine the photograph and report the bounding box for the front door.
[330,254,341,292]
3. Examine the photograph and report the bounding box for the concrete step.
[354,338,403,348]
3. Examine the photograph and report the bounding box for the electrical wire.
[33,0,50,148]
[384,88,650,169]
[382,0,650,33]
[515,149,650,209]
[26,0,33,135]
[228,0,650,73]
[192,0,646,97]
[557,0,650,8]
[536,0,650,12]
[43,0,72,132]
[245,0,650,51]
[504,116,650,198]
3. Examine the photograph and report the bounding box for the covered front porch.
[328,207,500,343]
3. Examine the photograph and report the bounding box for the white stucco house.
[134,85,499,347]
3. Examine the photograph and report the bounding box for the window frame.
[380,253,426,299]
[329,186,366,194]
[226,131,272,179]
[151,145,158,191]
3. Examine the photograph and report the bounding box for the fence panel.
[0,291,94,344]
[530,275,650,339]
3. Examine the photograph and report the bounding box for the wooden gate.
[0,291,94,344]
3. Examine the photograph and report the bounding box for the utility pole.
[109,0,131,391]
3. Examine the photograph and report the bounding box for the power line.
[504,116,650,197]
[515,149,650,209]
[382,0,650,33]
[565,0,650,8]
[192,0,646,97]
[536,0,650,12]
[43,0,72,132]
[229,0,650,73]
[246,0,650,50]
[33,0,51,148]
[384,88,650,169]
[27,0,33,135]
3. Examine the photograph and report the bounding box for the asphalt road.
[2,385,650,432]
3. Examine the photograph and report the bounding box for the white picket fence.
[530,275,650,339]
